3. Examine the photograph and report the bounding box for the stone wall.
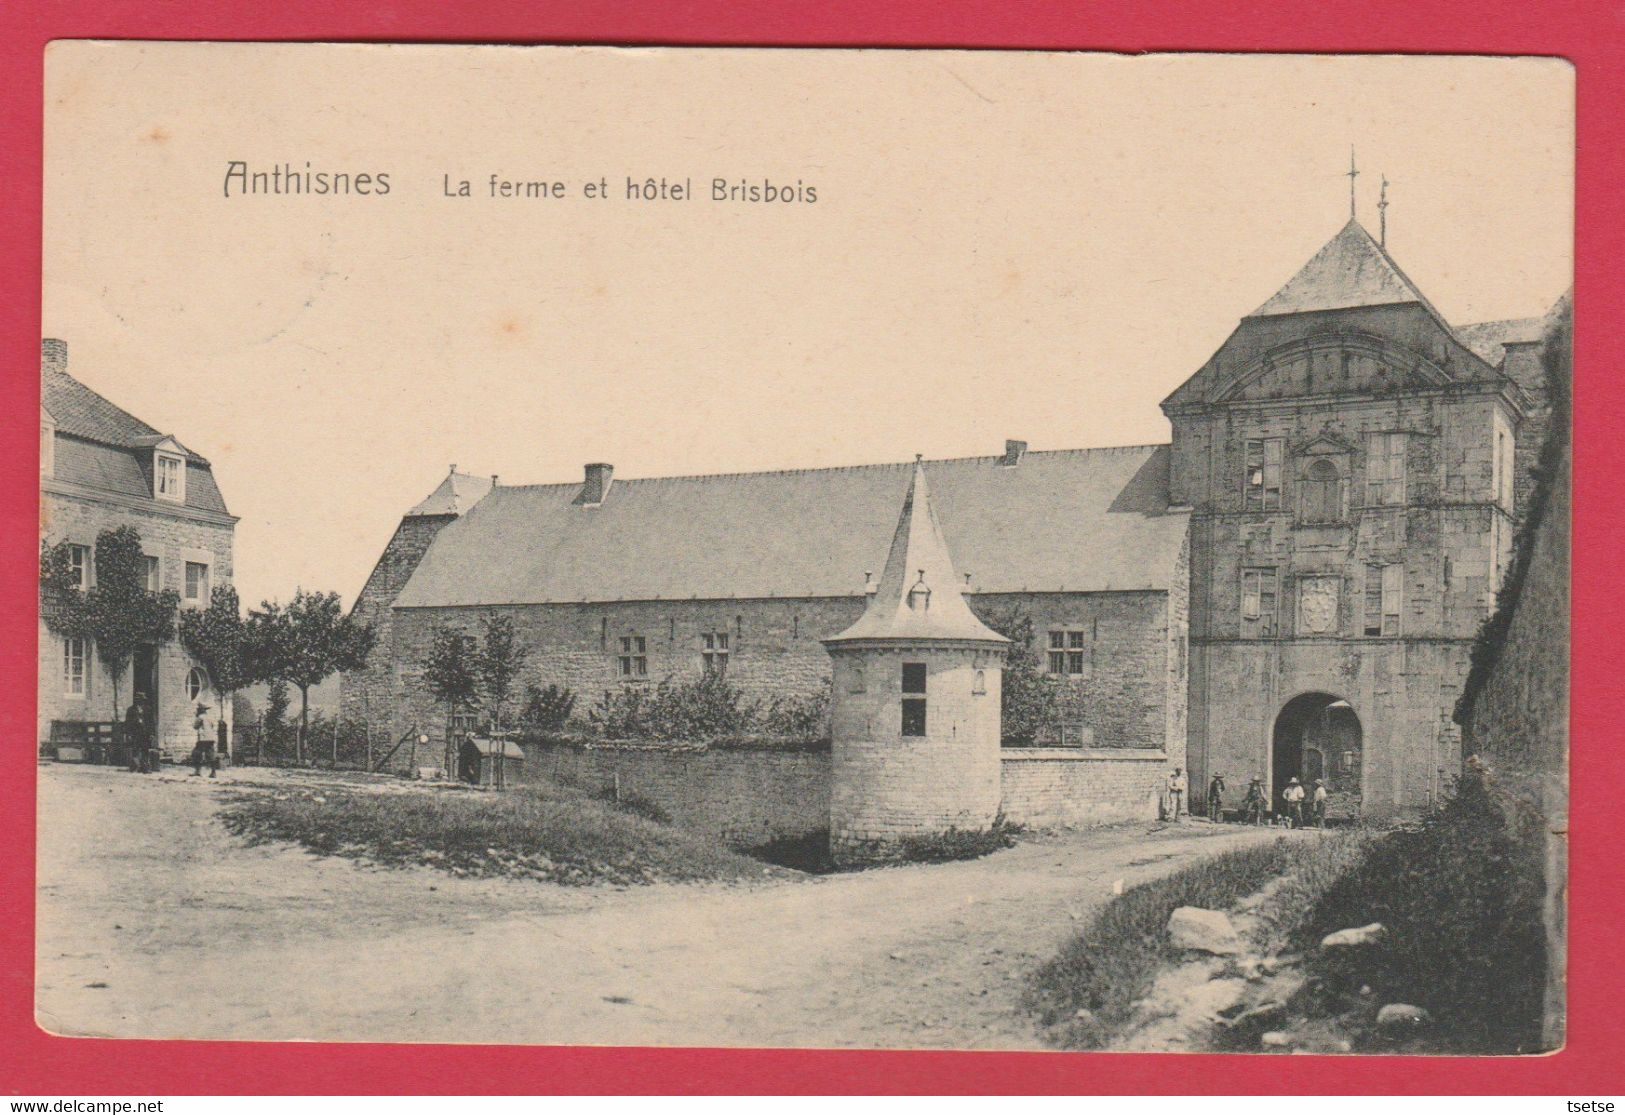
[375,588,1174,770]
[38,489,235,754]
[509,741,1172,846]
[529,744,832,848]
[999,748,1168,827]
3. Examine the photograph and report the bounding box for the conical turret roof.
[824,459,1007,647]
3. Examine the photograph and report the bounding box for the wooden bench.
[45,720,122,764]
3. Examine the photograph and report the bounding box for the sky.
[42,45,1573,611]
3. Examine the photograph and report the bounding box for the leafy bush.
[517,683,577,735]
[1296,769,1548,1053]
[584,674,830,744]
[761,683,831,740]
[974,602,1062,746]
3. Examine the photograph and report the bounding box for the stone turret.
[822,458,1008,864]
[339,466,494,755]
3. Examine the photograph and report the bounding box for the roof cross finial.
[1346,146,1360,220]
[1378,174,1390,248]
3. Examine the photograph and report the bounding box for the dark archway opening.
[1272,693,1362,822]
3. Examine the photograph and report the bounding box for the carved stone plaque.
[1299,576,1340,634]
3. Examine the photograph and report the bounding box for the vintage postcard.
[36,42,1571,1054]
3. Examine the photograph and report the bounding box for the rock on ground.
[1376,1003,1431,1030]
[1321,922,1385,949]
[1166,906,1243,955]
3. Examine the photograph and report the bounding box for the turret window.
[901,662,927,737]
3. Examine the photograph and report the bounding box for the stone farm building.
[38,339,238,755]
[343,218,1561,823]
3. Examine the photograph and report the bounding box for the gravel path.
[36,762,1284,1048]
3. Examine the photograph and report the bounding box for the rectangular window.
[1363,564,1403,637]
[701,631,730,676]
[1047,630,1089,675]
[63,636,87,697]
[618,635,647,678]
[1240,568,1279,638]
[1365,432,1407,506]
[67,543,90,591]
[144,555,161,593]
[41,423,53,478]
[184,561,210,602]
[901,662,927,737]
[155,453,185,502]
[1496,426,1516,508]
[1244,438,1283,510]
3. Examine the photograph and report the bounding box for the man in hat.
[1282,776,1306,829]
[123,696,147,772]
[1207,772,1227,823]
[1242,777,1268,825]
[1311,778,1329,828]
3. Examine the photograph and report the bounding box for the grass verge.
[1291,772,1550,1054]
[219,775,787,887]
[1025,837,1300,1048]
[1026,833,1366,1050]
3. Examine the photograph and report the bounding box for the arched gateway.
[1271,693,1362,821]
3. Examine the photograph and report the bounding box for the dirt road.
[37,763,1284,1049]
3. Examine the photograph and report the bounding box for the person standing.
[1167,767,1188,821]
[1311,778,1328,828]
[123,698,146,772]
[1282,776,1306,829]
[1207,772,1227,822]
[1243,777,1268,825]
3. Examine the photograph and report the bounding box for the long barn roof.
[392,445,1187,608]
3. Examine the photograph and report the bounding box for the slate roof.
[409,470,496,517]
[42,346,231,517]
[1251,219,1451,329]
[1454,317,1546,366]
[826,459,1008,645]
[393,445,1187,608]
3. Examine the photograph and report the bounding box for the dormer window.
[907,570,932,611]
[155,451,186,503]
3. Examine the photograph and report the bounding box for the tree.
[247,589,376,763]
[975,602,1060,747]
[264,678,291,754]
[179,583,252,731]
[422,625,479,772]
[41,527,179,720]
[477,613,528,734]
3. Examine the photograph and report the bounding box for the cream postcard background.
[43,44,1572,610]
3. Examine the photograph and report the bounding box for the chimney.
[580,462,614,506]
[1000,439,1028,467]
[42,338,68,376]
